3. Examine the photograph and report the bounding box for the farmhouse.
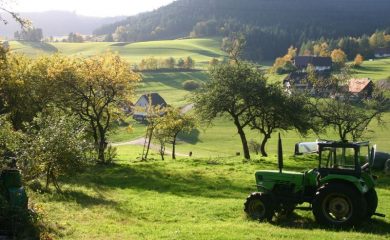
[348,78,374,98]
[293,56,332,71]
[283,70,331,94]
[133,93,167,120]
[374,47,390,58]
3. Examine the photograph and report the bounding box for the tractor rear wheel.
[244,192,274,221]
[364,188,378,220]
[312,183,366,227]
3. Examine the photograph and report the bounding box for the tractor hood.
[255,170,304,192]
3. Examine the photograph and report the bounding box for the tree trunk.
[97,131,107,163]
[172,133,178,160]
[144,127,153,161]
[260,134,271,157]
[233,116,250,160]
[159,141,165,160]
[45,164,51,191]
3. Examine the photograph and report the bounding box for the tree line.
[93,0,390,61]
[271,30,390,74]
[136,56,195,71]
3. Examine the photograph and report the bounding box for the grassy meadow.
[352,58,390,81]
[9,38,226,68]
[30,152,390,240]
[8,39,390,239]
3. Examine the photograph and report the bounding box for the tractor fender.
[319,175,368,194]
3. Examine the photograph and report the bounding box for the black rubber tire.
[244,192,274,221]
[385,159,390,173]
[364,188,378,220]
[312,183,366,227]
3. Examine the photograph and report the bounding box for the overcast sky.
[7,0,176,17]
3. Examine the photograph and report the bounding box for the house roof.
[348,78,373,93]
[294,56,332,68]
[375,47,390,55]
[284,70,331,84]
[136,93,167,107]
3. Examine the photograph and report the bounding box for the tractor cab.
[317,141,373,177]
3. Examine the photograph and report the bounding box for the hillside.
[0,11,125,38]
[94,0,390,61]
[9,38,225,67]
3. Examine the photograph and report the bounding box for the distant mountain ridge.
[0,11,126,38]
[93,0,390,60]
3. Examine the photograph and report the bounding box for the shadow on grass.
[110,42,130,47]
[47,189,117,208]
[142,71,208,91]
[20,41,58,53]
[127,47,222,58]
[355,65,385,72]
[61,163,251,199]
[272,212,390,236]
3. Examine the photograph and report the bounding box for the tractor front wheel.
[244,192,274,221]
[312,183,366,227]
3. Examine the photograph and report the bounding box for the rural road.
[111,137,189,157]
[180,103,194,114]
[111,103,194,157]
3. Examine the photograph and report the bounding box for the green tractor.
[0,160,29,234]
[244,135,384,227]
[0,168,28,209]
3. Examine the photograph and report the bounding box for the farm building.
[374,47,390,58]
[133,93,167,121]
[348,78,374,98]
[293,56,332,71]
[283,70,331,94]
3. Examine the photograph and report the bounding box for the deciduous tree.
[353,54,364,67]
[193,61,267,160]
[248,85,314,157]
[154,107,196,159]
[56,53,140,163]
[331,48,347,69]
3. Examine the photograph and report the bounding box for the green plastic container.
[8,187,28,208]
[1,170,22,189]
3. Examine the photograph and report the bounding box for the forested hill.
[93,0,390,61]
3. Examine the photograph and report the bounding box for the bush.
[183,80,201,91]
[19,107,93,192]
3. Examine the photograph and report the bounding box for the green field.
[9,38,226,68]
[8,39,390,239]
[116,57,390,158]
[31,152,390,240]
[353,59,390,81]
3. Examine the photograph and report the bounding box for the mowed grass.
[9,38,226,68]
[111,64,390,158]
[10,39,390,239]
[114,111,390,159]
[352,58,390,81]
[30,149,390,240]
[137,71,208,106]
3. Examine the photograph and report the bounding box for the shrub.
[183,80,201,91]
[19,107,93,192]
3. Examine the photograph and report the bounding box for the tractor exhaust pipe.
[278,133,283,173]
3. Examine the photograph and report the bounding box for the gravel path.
[111,137,189,157]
